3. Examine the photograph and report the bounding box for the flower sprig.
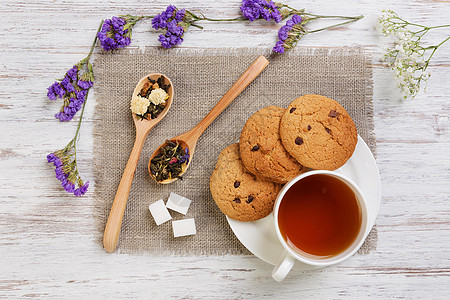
[46,21,103,196]
[378,10,450,98]
[246,1,364,53]
[239,0,363,53]
[47,82,90,196]
[97,15,152,51]
[241,0,283,22]
[151,5,247,48]
[275,13,364,53]
[47,135,89,197]
[47,57,94,122]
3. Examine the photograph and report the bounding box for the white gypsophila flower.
[130,95,150,115]
[148,88,168,105]
[377,10,444,98]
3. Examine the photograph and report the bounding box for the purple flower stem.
[85,19,104,62]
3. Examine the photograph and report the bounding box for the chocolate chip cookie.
[280,94,358,170]
[210,144,282,222]
[239,106,305,183]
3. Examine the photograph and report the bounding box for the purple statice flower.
[47,153,58,163]
[47,82,64,100]
[153,5,188,48]
[273,41,285,53]
[178,147,190,164]
[66,65,78,81]
[47,65,79,101]
[97,16,131,51]
[151,15,166,29]
[47,65,79,100]
[55,96,86,121]
[273,14,303,53]
[63,179,76,193]
[54,111,70,122]
[48,62,93,122]
[77,79,93,90]
[60,76,75,93]
[47,153,74,193]
[157,18,185,49]
[152,5,178,29]
[240,0,282,23]
[175,9,186,22]
[47,153,89,196]
[167,19,184,36]
[54,102,78,121]
[161,5,177,20]
[76,89,87,100]
[74,181,89,197]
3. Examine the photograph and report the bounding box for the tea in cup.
[272,170,370,282]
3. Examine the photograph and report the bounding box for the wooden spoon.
[149,55,269,184]
[103,73,174,253]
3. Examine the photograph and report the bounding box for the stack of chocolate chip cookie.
[210,94,358,222]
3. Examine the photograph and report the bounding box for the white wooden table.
[1,0,449,298]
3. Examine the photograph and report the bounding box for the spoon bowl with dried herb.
[103,73,174,253]
[149,139,191,184]
[149,55,269,184]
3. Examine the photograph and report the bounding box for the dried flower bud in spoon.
[130,75,170,119]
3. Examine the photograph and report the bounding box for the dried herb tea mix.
[130,75,170,119]
[150,140,190,182]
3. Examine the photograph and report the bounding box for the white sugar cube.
[166,192,192,215]
[149,199,172,226]
[172,218,196,237]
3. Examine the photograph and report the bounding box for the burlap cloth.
[93,47,377,255]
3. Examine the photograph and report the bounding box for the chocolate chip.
[289,107,296,113]
[233,198,241,203]
[295,137,303,145]
[246,196,254,203]
[234,181,240,188]
[307,125,311,131]
[251,145,260,151]
[328,110,338,118]
[325,127,331,134]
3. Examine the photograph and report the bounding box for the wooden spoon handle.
[188,55,269,140]
[103,130,147,253]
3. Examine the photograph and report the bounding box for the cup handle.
[272,250,296,282]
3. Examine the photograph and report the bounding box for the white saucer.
[226,136,381,269]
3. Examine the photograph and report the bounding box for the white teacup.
[272,170,370,282]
